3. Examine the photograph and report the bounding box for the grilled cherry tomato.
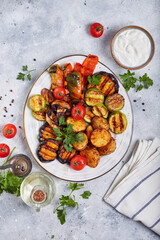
[53,87,66,100]
[0,144,10,158]
[2,124,17,139]
[70,155,86,171]
[90,23,104,38]
[71,105,86,120]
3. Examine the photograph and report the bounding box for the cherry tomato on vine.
[0,144,10,158]
[53,87,66,100]
[70,155,87,171]
[2,124,17,139]
[90,23,104,38]
[71,105,86,120]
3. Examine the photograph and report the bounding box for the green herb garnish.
[88,74,102,85]
[58,116,67,126]
[17,65,36,81]
[80,191,92,199]
[119,70,153,92]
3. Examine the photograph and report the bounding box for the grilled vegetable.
[109,112,127,134]
[91,116,109,130]
[66,72,84,100]
[51,100,71,118]
[74,62,83,73]
[85,88,104,106]
[39,122,57,142]
[48,64,64,90]
[85,125,93,139]
[66,117,86,132]
[62,63,73,78]
[92,104,109,118]
[29,95,46,112]
[98,137,116,156]
[41,88,54,103]
[88,72,119,97]
[73,132,88,151]
[46,110,59,128]
[57,144,77,164]
[105,93,125,111]
[37,139,59,162]
[32,111,46,121]
[84,107,95,123]
[82,55,98,77]
[80,147,100,168]
[90,129,111,148]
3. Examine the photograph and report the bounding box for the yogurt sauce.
[113,29,151,67]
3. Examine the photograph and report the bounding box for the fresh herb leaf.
[51,235,55,239]
[69,183,84,191]
[17,72,25,81]
[136,84,144,92]
[27,73,31,81]
[88,74,102,85]
[80,191,91,199]
[22,65,28,71]
[57,209,66,225]
[53,128,64,137]
[139,73,153,89]
[58,116,67,126]
[17,65,36,81]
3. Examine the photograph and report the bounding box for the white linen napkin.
[104,138,160,235]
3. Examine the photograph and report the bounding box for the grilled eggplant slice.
[39,122,57,142]
[91,116,109,130]
[109,111,127,134]
[66,117,86,132]
[105,93,125,111]
[85,125,93,139]
[48,64,64,90]
[80,147,100,168]
[37,139,59,162]
[41,88,54,103]
[29,95,46,112]
[85,88,104,106]
[73,132,88,151]
[84,107,95,123]
[92,104,109,118]
[90,129,111,148]
[57,144,77,164]
[98,137,116,156]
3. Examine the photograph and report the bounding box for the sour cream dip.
[113,28,152,68]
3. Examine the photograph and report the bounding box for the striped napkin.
[104,138,160,235]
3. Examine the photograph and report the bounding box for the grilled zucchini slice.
[105,94,125,111]
[90,129,111,148]
[41,88,54,103]
[85,88,104,106]
[73,132,88,151]
[57,144,77,164]
[91,116,109,130]
[98,137,116,156]
[37,139,59,162]
[109,112,127,134]
[86,125,93,139]
[80,147,100,168]
[66,117,86,132]
[92,104,109,118]
[29,95,46,112]
[32,111,46,121]
[39,122,57,142]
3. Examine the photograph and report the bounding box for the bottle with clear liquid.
[20,172,56,211]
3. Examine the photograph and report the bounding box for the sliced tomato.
[0,144,10,158]
[71,105,86,120]
[2,124,17,138]
[82,55,98,76]
[53,87,66,100]
[70,155,86,170]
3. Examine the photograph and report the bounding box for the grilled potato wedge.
[86,125,93,139]
[90,129,111,148]
[57,144,77,164]
[98,137,116,156]
[37,139,59,162]
[39,122,57,142]
[105,94,125,112]
[85,88,104,106]
[73,132,88,151]
[66,117,86,132]
[109,112,127,134]
[41,88,54,103]
[92,104,109,118]
[80,147,100,168]
[91,116,109,130]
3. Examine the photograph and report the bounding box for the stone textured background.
[0,0,160,239]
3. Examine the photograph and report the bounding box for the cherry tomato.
[71,105,86,120]
[70,155,87,171]
[2,124,17,139]
[53,87,66,100]
[90,23,104,38]
[0,144,10,158]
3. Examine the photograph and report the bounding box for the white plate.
[23,54,133,181]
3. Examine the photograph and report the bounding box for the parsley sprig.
[119,70,153,92]
[53,183,91,225]
[88,74,102,85]
[53,116,85,152]
[17,65,36,81]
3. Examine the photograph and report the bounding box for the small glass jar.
[20,172,56,211]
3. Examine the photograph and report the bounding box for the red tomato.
[70,155,86,171]
[53,87,66,100]
[2,124,17,139]
[90,23,104,38]
[0,144,10,158]
[71,105,86,120]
